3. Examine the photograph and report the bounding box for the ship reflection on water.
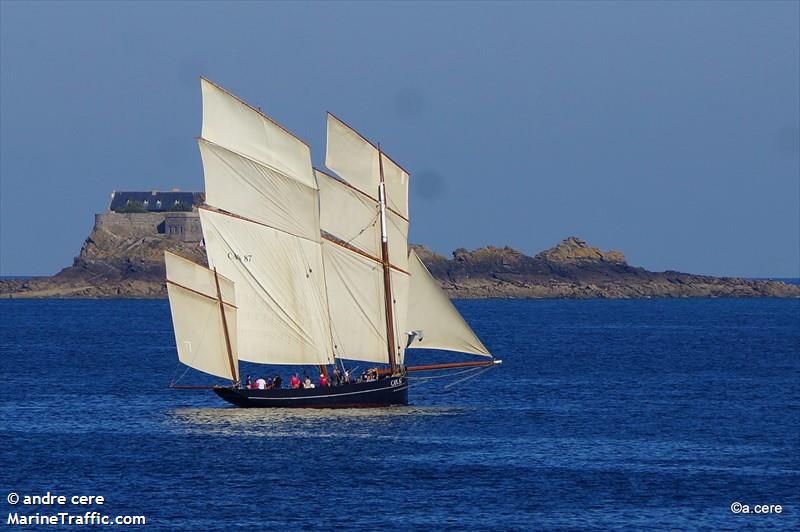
[167,405,467,437]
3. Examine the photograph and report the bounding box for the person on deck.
[290,374,300,389]
[344,369,352,384]
[332,367,342,386]
[303,376,315,389]
[273,375,282,389]
[245,375,252,389]
[319,373,328,387]
[254,377,267,390]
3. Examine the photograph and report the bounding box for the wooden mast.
[378,145,399,374]
[213,267,239,385]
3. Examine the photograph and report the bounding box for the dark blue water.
[1,299,798,530]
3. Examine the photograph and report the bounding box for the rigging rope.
[406,365,487,382]
[343,210,379,246]
[443,364,497,390]
[403,364,498,393]
[170,361,193,387]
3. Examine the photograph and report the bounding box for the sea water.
[0,298,798,529]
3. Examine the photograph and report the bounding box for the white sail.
[317,169,380,257]
[320,114,413,366]
[201,78,315,189]
[199,208,333,366]
[391,268,410,366]
[321,241,410,364]
[316,169,409,271]
[322,241,388,363]
[386,209,409,273]
[406,250,491,357]
[165,251,239,380]
[325,113,409,219]
[200,138,319,241]
[187,78,490,374]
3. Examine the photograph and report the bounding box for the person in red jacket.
[319,373,328,387]
[290,373,300,389]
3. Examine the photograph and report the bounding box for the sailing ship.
[166,78,500,408]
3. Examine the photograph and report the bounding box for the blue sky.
[1,1,798,277]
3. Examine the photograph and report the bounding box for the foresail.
[322,115,411,367]
[322,241,409,364]
[325,113,409,219]
[322,241,387,363]
[406,250,491,357]
[165,252,238,380]
[199,208,333,366]
[391,268,409,366]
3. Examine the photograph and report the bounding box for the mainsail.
[198,78,333,366]
[165,251,239,380]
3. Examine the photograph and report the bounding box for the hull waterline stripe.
[245,384,409,401]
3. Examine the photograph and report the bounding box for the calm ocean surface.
[1,299,798,530]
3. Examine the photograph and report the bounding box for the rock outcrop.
[416,238,799,299]
[1,213,206,298]
[534,236,626,265]
[2,219,798,299]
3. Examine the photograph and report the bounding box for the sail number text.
[227,252,253,263]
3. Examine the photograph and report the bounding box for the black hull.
[213,377,409,408]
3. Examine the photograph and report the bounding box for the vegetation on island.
[113,200,148,213]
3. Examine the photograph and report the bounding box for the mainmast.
[378,145,399,374]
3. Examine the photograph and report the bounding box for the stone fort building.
[97,190,205,242]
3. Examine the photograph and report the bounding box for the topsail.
[325,113,409,219]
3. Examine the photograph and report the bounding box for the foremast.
[377,145,399,375]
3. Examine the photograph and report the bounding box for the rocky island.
[413,238,797,298]
[2,192,797,299]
